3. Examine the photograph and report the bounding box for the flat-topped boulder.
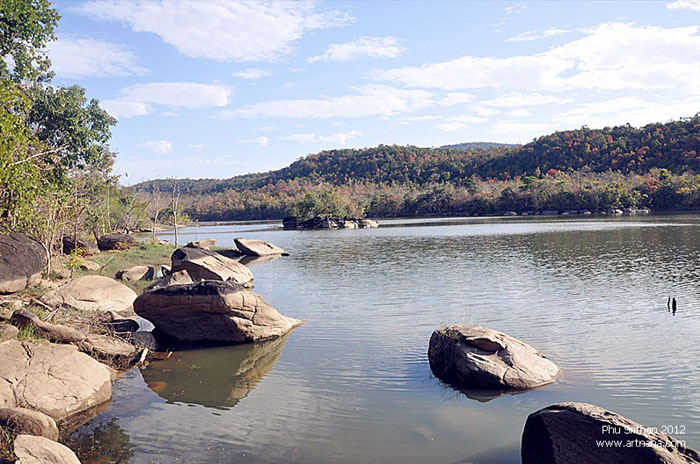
[185,239,217,250]
[115,265,155,282]
[0,231,47,294]
[134,280,301,344]
[97,233,135,251]
[234,238,284,257]
[0,340,112,423]
[10,309,87,344]
[40,275,137,316]
[0,407,59,440]
[428,325,559,391]
[522,402,700,464]
[170,247,253,286]
[14,434,81,464]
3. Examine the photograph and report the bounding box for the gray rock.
[14,434,81,464]
[0,407,59,440]
[61,236,98,256]
[170,247,253,286]
[40,275,137,316]
[97,233,135,251]
[79,260,101,272]
[428,324,559,391]
[10,309,87,344]
[0,340,112,423]
[357,218,379,228]
[0,322,19,341]
[133,280,301,344]
[146,270,194,291]
[79,334,138,368]
[234,238,284,256]
[0,231,47,294]
[185,239,217,250]
[522,402,700,464]
[131,331,162,352]
[115,265,155,282]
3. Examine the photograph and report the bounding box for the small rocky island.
[283,216,378,230]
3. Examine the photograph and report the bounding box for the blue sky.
[48,0,700,184]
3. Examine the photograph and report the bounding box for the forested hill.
[135,115,700,195]
[131,114,700,221]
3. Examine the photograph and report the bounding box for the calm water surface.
[70,215,700,463]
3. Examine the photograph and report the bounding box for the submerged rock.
[522,402,700,464]
[14,434,81,464]
[170,247,253,286]
[0,340,112,423]
[428,324,559,391]
[133,280,301,344]
[40,275,137,317]
[234,238,284,257]
[0,231,47,294]
[0,407,59,441]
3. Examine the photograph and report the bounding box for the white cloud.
[434,115,488,132]
[374,23,700,95]
[222,85,437,119]
[137,139,173,155]
[102,82,231,118]
[505,4,528,15]
[490,120,552,135]
[479,93,573,107]
[239,136,269,147]
[232,68,274,79]
[187,143,204,150]
[438,93,475,106]
[48,36,146,78]
[279,130,361,145]
[505,27,571,43]
[307,36,405,63]
[76,0,352,62]
[281,82,297,89]
[667,0,700,11]
[505,108,531,117]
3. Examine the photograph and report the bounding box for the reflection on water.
[64,417,134,464]
[141,333,292,409]
[74,215,700,463]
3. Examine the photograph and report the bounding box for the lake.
[69,215,700,463]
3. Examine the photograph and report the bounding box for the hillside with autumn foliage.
[132,114,700,221]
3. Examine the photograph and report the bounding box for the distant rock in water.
[522,402,700,464]
[0,231,47,294]
[185,239,217,250]
[283,216,379,230]
[133,280,301,345]
[428,324,559,392]
[234,238,284,256]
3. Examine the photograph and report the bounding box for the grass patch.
[76,240,176,293]
[0,425,16,462]
[15,324,45,344]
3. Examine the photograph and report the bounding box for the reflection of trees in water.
[63,417,134,464]
[141,332,292,409]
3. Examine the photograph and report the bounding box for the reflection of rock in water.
[238,254,280,266]
[64,417,135,464]
[141,332,292,409]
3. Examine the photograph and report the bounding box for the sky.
[48,0,700,184]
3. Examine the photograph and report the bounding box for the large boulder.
[0,407,59,440]
[40,275,137,316]
[234,238,284,257]
[185,239,217,250]
[133,280,301,344]
[170,247,253,286]
[357,218,379,228]
[0,340,112,423]
[97,233,135,251]
[115,265,155,282]
[79,334,138,369]
[0,232,47,294]
[428,325,559,391]
[61,235,98,256]
[10,309,87,344]
[14,434,81,464]
[522,402,700,464]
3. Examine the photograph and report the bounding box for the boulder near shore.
[133,280,301,344]
[40,275,137,316]
[97,233,135,251]
[13,434,81,464]
[234,238,284,257]
[522,402,700,464]
[170,247,254,286]
[428,324,560,391]
[0,232,47,294]
[0,340,112,424]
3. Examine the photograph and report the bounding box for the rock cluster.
[282,216,378,230]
